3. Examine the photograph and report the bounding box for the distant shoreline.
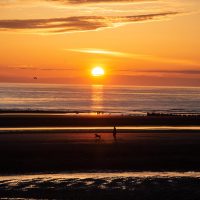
[0,112,199,128]
[1,109,200,116]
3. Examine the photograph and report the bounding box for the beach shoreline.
[0,111,200,199]
[0,112,200,128]
[0,112,200,175]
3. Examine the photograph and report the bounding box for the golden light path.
[1,126,200,132]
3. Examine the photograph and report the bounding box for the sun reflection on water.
[91,85,104,113]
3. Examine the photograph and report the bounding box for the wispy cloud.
[0,12,178,34]
[133,70,200,75]
[113,69,200,77]
[66,48,132,57]
[2,66,73,71]
[66,48,199,67]
[46,0,158,5]
[0,0,156,6]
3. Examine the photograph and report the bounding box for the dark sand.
[1,132,200,174]
[0,114,200,127]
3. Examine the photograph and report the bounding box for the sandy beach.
[1,131,200,174]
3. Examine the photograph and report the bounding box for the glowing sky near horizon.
[0,0,200,86]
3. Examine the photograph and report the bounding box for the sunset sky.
[0,0,200,86]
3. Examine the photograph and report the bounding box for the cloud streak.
[47,0,157,4]
[133,70,200,75]
[0,0,157,6]
[113,69,200,77]
[66,48,199,67]
[67,48,132,57]
[2,66,73,71]
[0,12,178,33]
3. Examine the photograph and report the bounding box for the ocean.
[0,83,200,115]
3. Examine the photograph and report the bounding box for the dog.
[94,134,101,140]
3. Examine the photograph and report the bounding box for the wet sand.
[1,172,200,200]
[0,113,200,127]
[1,132,200,174]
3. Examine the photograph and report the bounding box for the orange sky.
[0,0,200,86]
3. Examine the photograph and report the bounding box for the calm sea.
[0,83,200,115]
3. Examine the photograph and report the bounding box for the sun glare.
[91,66,105,77]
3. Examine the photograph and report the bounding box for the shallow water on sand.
[1,126,200,134]
[1,172,200,200]
[1,171,200,180]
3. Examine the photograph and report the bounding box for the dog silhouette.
[94,134,101,140]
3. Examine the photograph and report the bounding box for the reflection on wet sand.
[1,126,200,133]
[2,171,200,180]
[1,172,200,200]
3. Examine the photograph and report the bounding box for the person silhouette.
[113,126,117,140]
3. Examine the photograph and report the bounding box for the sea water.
[0,83,200,114]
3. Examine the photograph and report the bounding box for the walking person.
[113,126,117,140]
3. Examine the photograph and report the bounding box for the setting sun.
[91,67,105,77]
